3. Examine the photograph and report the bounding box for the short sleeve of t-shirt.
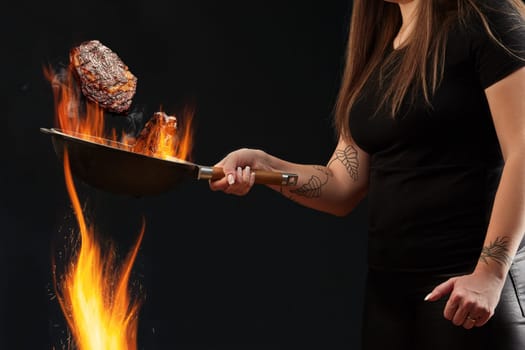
[471,0,525,89]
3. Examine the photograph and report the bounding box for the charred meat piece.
[132,112,178,156]
[70,40,137,114]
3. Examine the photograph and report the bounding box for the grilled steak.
[132,112,177,156]
[70,40,137,114]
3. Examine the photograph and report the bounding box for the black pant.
[361,248,525,350]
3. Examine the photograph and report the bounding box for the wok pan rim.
[40,126,202,196]
[40,127,198,169]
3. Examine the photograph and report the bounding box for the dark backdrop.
[2,1,368,349]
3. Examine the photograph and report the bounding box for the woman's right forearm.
[261,145,369,217]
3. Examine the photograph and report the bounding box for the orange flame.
[53,150,144,350]
[43,64,194,161]
[45,47,193,349]
[44,65,106,139]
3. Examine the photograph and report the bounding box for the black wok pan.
[40,128,298,197]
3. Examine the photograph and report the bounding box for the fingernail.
[424,292,432,301]
[227,174,235,185]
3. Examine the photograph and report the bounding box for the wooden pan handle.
[199,166,298,186]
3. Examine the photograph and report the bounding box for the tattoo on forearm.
[290,166,333,198]
[291,175,323,198]
[327,145,359,181]
[480,236,511,267]
[286,145,358,199]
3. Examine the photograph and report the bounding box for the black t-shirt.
[349,3,525,272]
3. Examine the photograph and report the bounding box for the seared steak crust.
[70,40,137,114]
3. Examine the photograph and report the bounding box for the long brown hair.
[333,0,525,143]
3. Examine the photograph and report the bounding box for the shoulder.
[446,0,525,88]
[459,0,525,49]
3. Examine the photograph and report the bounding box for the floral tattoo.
[480,236,511,267]
[290,166,332,198]
[328,145,359,181]
[289,145,359,198]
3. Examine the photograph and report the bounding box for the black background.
[2,1,368,349]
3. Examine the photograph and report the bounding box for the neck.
[394,1,419,49]
[398,1,419,27]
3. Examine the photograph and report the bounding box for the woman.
[209,0,525,348]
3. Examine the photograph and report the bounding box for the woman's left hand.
[424,270,506,329]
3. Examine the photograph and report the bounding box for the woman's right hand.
[209,148,270,196]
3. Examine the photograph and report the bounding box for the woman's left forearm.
[475,154,525,279]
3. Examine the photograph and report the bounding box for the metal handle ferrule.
[282,173,298,186]
[198,166,215,180]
